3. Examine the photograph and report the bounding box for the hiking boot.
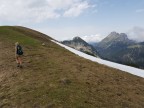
[20,65,23,68]
[17,64,20,67]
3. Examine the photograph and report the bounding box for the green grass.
[0,26,40,46]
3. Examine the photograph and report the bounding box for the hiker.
[15,42,23,68]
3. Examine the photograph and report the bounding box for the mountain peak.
[108,32,119,37]
[110,31,119,34]
[73,36,83,41]
[72,36,87,44]
[73,36,81,39]
[97,31,135,49]
[106,32,129,41]
[108,32,128,38]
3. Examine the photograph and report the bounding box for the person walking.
[15,42,23,68]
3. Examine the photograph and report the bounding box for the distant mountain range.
[95,32,144,68]
[62,32,144,69]
[61,37,99,57]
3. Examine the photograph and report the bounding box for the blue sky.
[0,0,144,42]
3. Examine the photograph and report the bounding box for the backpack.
[17,45,23,55]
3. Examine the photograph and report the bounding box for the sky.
[0,0,144,42]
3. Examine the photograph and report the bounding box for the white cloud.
[63,1,90,17]
[127,27,144,42]
[0,0,93,23]
[81,34,103,42]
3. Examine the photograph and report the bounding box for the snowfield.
[52,40,144,78]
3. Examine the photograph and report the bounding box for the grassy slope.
[0,26,144,108]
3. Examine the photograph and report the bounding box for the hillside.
[0,26,144,108]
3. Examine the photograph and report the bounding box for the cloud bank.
[81,34,104,43]
[127,27,144,42]
[0,0,93,23]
